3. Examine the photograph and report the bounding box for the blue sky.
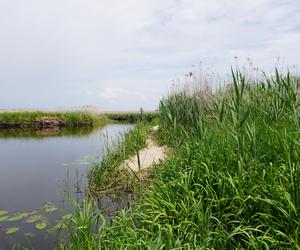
[0,0,299,111]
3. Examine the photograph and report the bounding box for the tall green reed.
[56,197,103,250]
[95,68,299,249]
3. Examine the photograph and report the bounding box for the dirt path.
[120,126,167,172]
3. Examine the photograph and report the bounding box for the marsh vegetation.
[0,111,105,129]
[61,68,299,249]
[1,69,299,249]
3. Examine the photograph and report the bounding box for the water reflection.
[0,126,95,139]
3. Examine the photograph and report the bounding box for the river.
[0,124,134,249]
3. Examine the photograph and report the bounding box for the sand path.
[121,126,167,172]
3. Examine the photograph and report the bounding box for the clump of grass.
[56,198,103,250]
[91,68,299,249]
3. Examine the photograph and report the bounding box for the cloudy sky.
[0,0,299,111]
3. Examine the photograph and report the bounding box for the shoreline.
[0,111,158,129]
[0,111,100,129]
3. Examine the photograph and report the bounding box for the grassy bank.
[88,122,153,194]
[0,111,106,129]
[63,69,299,249]
[0,111,157,129]
[57,122,153,249]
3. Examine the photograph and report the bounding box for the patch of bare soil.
[35,117,65,128]
[120,126,167,172]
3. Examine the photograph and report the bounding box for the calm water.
[0,124,134,249]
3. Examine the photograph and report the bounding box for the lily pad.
[26,215,41,223]
[35,222,47,230]
[0,210,8,216]
[7,212,29,222]
[0,216,10,222]
[5,227,20,235]
[43,204,58,213]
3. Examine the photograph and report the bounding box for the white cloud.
[0,0,299,110]
[98,88,123,100]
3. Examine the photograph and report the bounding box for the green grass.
[56,198,102,250]
[0,111,106,128]
[0,111,157,129]
[63,68,299,249]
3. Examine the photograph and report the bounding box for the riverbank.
[62,69,299,249]
[105,112,158,123]
[0,111,158,129]
[57,121,168,248]
[0,111,103,129]
[88,122,164,195]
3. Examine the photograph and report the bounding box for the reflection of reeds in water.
[96,193,133,221]
[0,126,96,139]
[61,168,86,207]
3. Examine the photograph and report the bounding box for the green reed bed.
[104,70,299,248]
[63,69,299,249]
[0,111,105,128]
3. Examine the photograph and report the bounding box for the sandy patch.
[120,127,167,172]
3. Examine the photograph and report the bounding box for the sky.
[0,0,299,111]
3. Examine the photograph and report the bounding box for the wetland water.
[0,124,134,249]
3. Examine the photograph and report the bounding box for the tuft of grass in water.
[91,68,299,249]
[56,198,102,250]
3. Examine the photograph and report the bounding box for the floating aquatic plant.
[5,227,20,235]
[0,215,9,222]
[35,222,47,230]
[42,203,58,213]
[26,215,42,223]
[0,210,8,216]
[7,212,29,222]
